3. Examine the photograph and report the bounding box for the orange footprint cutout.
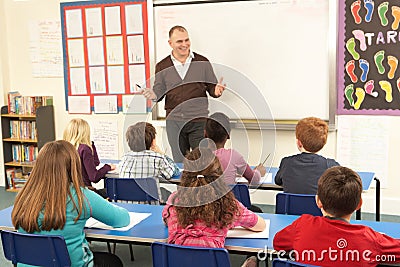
[354,88,365,110]
[346,60,358,83]
[392,6,400,30]
[379,80,393,102]
[387,56,398,79]
[351,1,362,24]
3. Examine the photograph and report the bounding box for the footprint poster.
[338,0,400,114]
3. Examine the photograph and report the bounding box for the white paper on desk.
[96,163,119,174]
[260,173,273,184]
[227,219,270,238]
[235,177,248,183]
[235,173,272,184]
[85,212,150,231]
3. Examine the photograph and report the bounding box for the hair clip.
[197,175,204,178]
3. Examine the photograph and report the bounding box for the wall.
[0,0,399,216]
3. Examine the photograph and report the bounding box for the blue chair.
[273,259,320,266]
[151,241,231,267]
[230,184,251,208]
[105,177,160,260]
[275,192,322,216]
[105,177,160,204]
[1,230,71,267]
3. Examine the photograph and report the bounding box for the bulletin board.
[338,0,400,115]
[60,0,150,114]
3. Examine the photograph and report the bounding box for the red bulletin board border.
[60,0,150,113]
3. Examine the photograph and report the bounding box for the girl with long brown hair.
[12,140,129,267]
[162,147,265,247]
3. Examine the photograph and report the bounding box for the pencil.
[261,153,271,166]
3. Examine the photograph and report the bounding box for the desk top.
[105,161,282,190]
[103,159,374,191]
[357,171,375,191]
[85,203,167,243]
[1,203,399,254]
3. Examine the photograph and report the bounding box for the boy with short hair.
[119,122,180,202]
[273,166,400,267]
[275,117,339,194]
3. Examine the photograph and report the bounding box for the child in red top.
[162,147,265,266]
[273,166,400,267]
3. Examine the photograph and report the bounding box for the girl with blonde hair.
[12,140,129,266]
[63,118,115,197]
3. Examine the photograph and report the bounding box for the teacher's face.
[169,30,191,60]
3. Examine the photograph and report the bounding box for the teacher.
[143,25,226,162]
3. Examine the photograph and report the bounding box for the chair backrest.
[151,241,231,267]
[230,184,251,208]
[273,259,319,267]
[1,230,71,267]
[106,177,159,203]
[275,192,322,216]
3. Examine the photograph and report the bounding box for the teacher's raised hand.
[215,77,226,97]
[141,87,157,100]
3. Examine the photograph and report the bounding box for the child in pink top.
[162,148,265,266]
[205,112,266,185]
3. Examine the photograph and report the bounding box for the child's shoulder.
[77,143,92,153]
[124,150,162,157]
[282,153,332,161]
[215,148,242,157]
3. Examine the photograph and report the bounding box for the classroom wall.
[0,0,399,216]
[0,0,6,189]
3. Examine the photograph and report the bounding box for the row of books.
[6,168,28,189]
[7,91,53,115]
[9,120,37,140]
[12,144,38,162]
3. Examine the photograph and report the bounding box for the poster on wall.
[29,19,63,78]
[338,0,400,115]
[60,0,151,114]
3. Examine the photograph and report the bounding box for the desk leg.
[356,209,361,220]
[375,177,381,222]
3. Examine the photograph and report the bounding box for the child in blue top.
[12,140,130,267]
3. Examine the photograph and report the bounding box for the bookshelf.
[1,105,55,192]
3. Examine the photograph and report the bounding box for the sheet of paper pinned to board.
[227,219,270,239]
[122,94,147,114]
[91,120,119,160]
[85,212,151,231]
[68,96,90,114]
[94,95,118,113]
[336,115,389,187]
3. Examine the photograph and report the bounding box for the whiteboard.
[153,0,333,121]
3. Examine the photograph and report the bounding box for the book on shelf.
[7,91,21,114]
[12,144,37,162]
[14,169,28,188]
[6,92,53,115]
[5,168,28,189]
[6,168,15,189]
[9,120,37,140]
